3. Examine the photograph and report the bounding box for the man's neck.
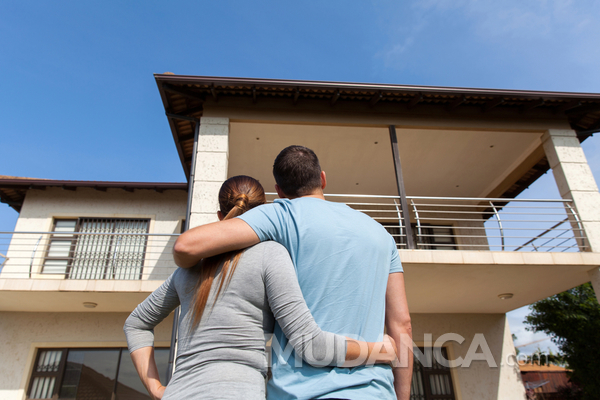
[299,193,326,200]
[286,190,326,201]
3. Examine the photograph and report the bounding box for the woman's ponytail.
[224,193,250,220]
[190,176,266,329]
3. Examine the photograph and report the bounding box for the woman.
[124,176,396,400]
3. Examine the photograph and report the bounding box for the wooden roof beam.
[482,97,505,113]
[179,105,203,117]
[252,86,257,103]
[166,113,199,123]
[585,119,600,132]
[407,93,422,110]
[554,100,582,114]
[330,90,340,106]
[370,91,383,107]
[163,84,204,101]
[446,95,466,111]
[520,98,545,114]
[0,199,20,206]
[179,133,195,142]
[293,88,300,105]
[210,84,218,102]
[567,106,600,131]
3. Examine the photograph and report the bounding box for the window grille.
[411,347,456,400]
[43,218,149,280]
[27,349,66,399]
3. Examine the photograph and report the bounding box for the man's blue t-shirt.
[238,197,403,400]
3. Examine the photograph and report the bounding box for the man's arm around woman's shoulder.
[173,219,260,268]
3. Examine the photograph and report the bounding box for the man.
[174,145,412,400]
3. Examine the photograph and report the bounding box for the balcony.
[0,232,178,281]
[0,195,588,283]
[0,231,178,312]
[0,194,595,314]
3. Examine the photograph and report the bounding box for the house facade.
[1,75,600,400]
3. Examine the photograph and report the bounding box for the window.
[28,347,169,400]
[384,223,456,250]
[415,225,457,250]
[43,218,150,280]
[411,347,456,400]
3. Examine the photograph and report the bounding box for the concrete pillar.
[188,117,229,229]
[590,268,600,303]
[496,315,527,400]
[542,129,600,301]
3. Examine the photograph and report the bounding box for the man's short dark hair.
[273,145,322,197]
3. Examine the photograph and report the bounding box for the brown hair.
[190,175,266,328]
[273,145,322,197]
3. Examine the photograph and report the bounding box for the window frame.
[42,219,78,276]
[27,347,169,400]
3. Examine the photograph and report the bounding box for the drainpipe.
[166,115,200,383]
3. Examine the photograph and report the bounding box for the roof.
[155,75,600,198]
[520,363,573,394]
[520,363,568,372]
[0,176,188,212]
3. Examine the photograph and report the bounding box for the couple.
[124,145,412,400]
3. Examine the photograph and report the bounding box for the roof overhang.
[155,74,600,184]
[0,176,187,212]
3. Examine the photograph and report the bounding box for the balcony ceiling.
[399,250,598,313]
[228,122,542,198]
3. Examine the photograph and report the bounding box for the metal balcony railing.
[266,193,587,252]
[0,232,179,280]
[408,196,586,252]
[0,195,588,281]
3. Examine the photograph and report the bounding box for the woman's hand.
[343,334,399,367]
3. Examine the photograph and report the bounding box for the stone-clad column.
[542,129,600,300]
[189,117,229,229]
[590,267,600,302]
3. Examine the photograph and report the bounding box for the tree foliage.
[525,283,600,399]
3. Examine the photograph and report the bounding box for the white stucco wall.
[2,187,187,280]
[411,313,525,400]
[0,311,174,400]
[1,312,526,400]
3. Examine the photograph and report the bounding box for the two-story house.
[1,74,600,400]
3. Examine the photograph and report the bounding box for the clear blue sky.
[2,0,599,354]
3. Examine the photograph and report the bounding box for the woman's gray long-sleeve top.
[124,241,347,399]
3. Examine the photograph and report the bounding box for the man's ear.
[275,184,287,199]
[320,171,327,190]
[217,211,224,221]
